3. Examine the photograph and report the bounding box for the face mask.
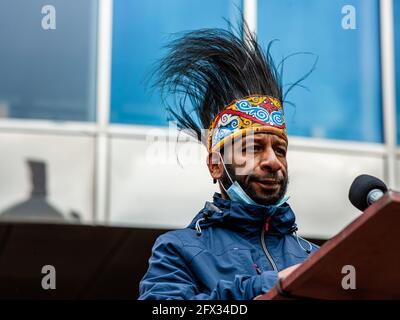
[217,153,289,208]
[224,180,259,205]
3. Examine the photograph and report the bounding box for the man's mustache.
[249,173,285,183]
[225,163,286,184]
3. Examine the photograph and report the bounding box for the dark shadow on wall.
[0,160,81,223]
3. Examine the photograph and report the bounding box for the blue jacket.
[138,193,319,300]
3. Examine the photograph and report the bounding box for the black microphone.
[348,174,388,211]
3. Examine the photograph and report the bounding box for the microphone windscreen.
[348,174,388,211]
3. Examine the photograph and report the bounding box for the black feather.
[150,20,315,147]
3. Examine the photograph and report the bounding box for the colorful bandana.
[207,95,287,152]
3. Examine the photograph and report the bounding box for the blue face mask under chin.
[217,153,289,208]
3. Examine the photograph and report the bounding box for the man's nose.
[259,148,282,172]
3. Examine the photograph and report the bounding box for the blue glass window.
[258,0,383,142]
[0,0,98,121]
[111,0,241,126]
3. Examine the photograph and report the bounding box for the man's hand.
[253,264,302,300]
[278,263,301,280]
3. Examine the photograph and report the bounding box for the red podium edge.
[255,190,400,300]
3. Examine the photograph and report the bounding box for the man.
[139,24,319,300]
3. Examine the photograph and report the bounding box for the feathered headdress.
[152,21,315,152]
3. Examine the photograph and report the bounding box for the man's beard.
[220,163,289,206]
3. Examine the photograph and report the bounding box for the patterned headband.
[207,95,287,153]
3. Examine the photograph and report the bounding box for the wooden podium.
[256,191,400,300]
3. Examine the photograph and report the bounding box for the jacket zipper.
[260,226,278,272]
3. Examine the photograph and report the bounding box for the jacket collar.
[188,193,297,236]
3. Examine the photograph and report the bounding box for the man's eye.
[243,145,261,152]
[276,148,286,156]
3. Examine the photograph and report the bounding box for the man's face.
[219,132,288,206]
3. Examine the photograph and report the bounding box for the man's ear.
[207,152,223,183]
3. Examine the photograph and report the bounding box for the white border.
[243,0,257,34]
[107,124,386,156]
[0,119,97,135]
[380,0,398,188]
[94,0,113,224]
